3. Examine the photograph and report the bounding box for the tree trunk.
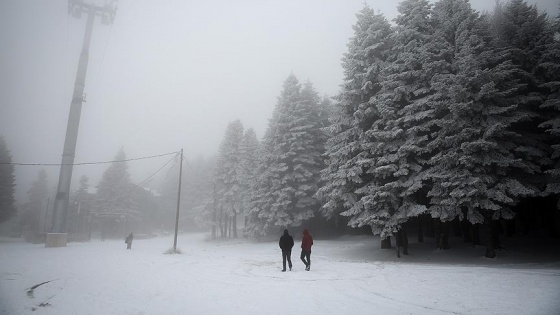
[492,220,502,249]
[417,217,424,243]
[452,218,462,237]
[426,215,435,238]
[461,220,472,242]
[212,186,217,240]
[505,218,516,237]
[435,219,441,249]
[434,220,450,250]
[381,237,391,249]
[441,221,450,250]
[233,211,238,238]
[485,219,496,258]
[396,228,409,256]
[547,206,559,238]
[472,224,481,246]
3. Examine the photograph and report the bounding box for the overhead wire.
[1,151,179,166]
[137,152,179,187]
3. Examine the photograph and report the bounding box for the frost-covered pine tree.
[67,175,92,234]
[536,11,560,195]
[246,75,325,236]
[214,120,244,237]
[490,0,556,191]
[0,136,16,223]
[339,0,439,248]
[22,169,48,233]
[316,6,394,236]
[426,0,540,257]
[238,128,259,226]
[182,155,216,230]
[94,148,140,234]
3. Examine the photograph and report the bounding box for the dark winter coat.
[279,229,294,252]
[125,233,133,244]
[301,229,313,251]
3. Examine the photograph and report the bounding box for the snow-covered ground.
[1,232,559,315]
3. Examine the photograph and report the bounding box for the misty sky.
[1,0,558,202]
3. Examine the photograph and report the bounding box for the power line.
[0,151,179,166]
[137,153,179,187]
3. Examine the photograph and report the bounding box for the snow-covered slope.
[1,233,559,315]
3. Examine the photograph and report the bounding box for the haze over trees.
[0,136,16,224]
[21,169,49,237]
[2,0,559,261]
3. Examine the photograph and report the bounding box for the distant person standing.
[300,229,313,271]
[279,229,294,272]
[125,232,133,250]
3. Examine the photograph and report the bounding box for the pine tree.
[426,0,540,257]
[215,120,244,237]
[536,12,560,194]
[22,169,48,233]
[338,0,438,244]
[490,0,556,189]
[246,75,326,236]
[184,155,216,230]
[238,128,260,226]
[94,148,139,235]
[68,175,91,234]
[0,136,16,223]
[317,6,394,234]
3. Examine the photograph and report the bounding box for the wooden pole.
[173,149,183,252]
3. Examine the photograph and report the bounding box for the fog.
[1,0,558,203]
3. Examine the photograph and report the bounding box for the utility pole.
[48,1,116,247]
[173,149,184,253]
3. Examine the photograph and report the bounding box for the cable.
[181,155,194,171]
[137,153,179,187]
[1,151,179,166]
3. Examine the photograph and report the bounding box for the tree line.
[207,0,560,258]
[1,0,559,258]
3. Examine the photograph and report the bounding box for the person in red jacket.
[300,229,313,271]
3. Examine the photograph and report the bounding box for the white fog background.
[1,0,559,202]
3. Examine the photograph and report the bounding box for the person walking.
[279,229,294,272]
[300,229,313,271]
[125,232,133,250]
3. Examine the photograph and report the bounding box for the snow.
[1,233,560,315]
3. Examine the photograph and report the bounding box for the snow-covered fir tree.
[179,155,216,230]
[316,6,394,233]
[339,0,439,242]
[536,9,560,194]
[67,175,92,235]
[425,0,544,257]
[214,120,244,237]
[238,128,260,226]
[0,136,16,223]
[246,75,326,236]
[94,148,140,236]
[22,169,48,233]
[490,0,556,191]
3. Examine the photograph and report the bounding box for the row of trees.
[0,145,165,240]
[321,0,560,257]
[2,0,558,257]
[206,0,560,257]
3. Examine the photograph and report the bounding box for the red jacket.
[301,229,313,251]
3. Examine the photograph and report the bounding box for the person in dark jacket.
[279,229,294,272]
[300,228,313,271]
[125,232,133,250]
